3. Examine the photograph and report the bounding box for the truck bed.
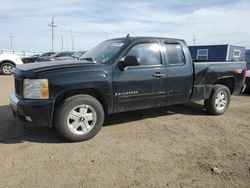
[190,61,246,101]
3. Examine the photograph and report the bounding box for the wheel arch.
[54,88,110,114]
[0,60,16,74]
[213,77,235,94]
[0,60,16,66]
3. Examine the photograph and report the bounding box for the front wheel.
[0,62,14,75]
[54,94,104,142]
[204,84,231,115]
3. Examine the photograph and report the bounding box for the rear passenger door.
[161,40,193,105]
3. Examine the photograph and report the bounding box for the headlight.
[23,79,49,99]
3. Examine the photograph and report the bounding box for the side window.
[126,43,161,65]
[233,50,241,57]
[163,43,185,65]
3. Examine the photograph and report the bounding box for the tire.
[0,62,14,75]
[54,94,104,142]
[204,84,231,115]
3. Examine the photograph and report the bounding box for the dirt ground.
[0,75,249,188]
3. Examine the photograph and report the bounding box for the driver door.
[112,40,167,113]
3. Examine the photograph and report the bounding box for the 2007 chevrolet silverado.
[10,36,247,141]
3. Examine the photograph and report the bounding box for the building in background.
[189,45,246,62]
[245,49,250,70]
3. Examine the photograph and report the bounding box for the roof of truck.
[108,36,185,43]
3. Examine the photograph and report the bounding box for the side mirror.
[122,56,140,68]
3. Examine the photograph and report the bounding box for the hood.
[13,60,99,78]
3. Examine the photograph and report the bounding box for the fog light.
[25,116,32,122]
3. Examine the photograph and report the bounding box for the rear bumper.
[10,91,55,127]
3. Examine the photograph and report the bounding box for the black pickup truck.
[10,36,247,141]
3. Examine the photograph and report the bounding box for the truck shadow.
[0,102,207,144]
[104,103,207,126]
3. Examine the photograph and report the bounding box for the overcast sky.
[0,0,250,52]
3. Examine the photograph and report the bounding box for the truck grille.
[14,78,23,97]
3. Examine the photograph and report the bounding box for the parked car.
[10,36,246,142]
[22,52,56,64]
[54,51,86,61]
[245,70,250,92]
[22,54,40,64]
[73,51,86,58]
[0,53,23,75]
[245,50,250,92]
[38,52,74,62]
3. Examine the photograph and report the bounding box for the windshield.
[80,40,125,64]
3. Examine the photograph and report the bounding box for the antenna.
[126,33,130,39]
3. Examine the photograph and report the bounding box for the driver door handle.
[152,72,165,78]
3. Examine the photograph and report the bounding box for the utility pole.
[72,36,74,52]
[193,36,197,46]
[61,36,64,51]
[66,39,69,51]
[70,29,74,52]
[48,17,57,52]
[9,35,14,50]
[102,31,108,40]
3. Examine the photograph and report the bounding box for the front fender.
[42,68,113,113]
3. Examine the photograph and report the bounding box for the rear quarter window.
[163,44,185,65]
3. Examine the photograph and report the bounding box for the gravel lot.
[0,75,249,188]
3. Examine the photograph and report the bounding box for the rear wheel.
[0,62,14,75]
[54,94,104,142]
[204,84,231,115]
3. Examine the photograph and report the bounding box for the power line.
[48,17,57,52]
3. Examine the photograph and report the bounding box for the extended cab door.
[160,40,193,105]
[112,39,167,112]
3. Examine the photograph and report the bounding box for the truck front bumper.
[10,91,55,127]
